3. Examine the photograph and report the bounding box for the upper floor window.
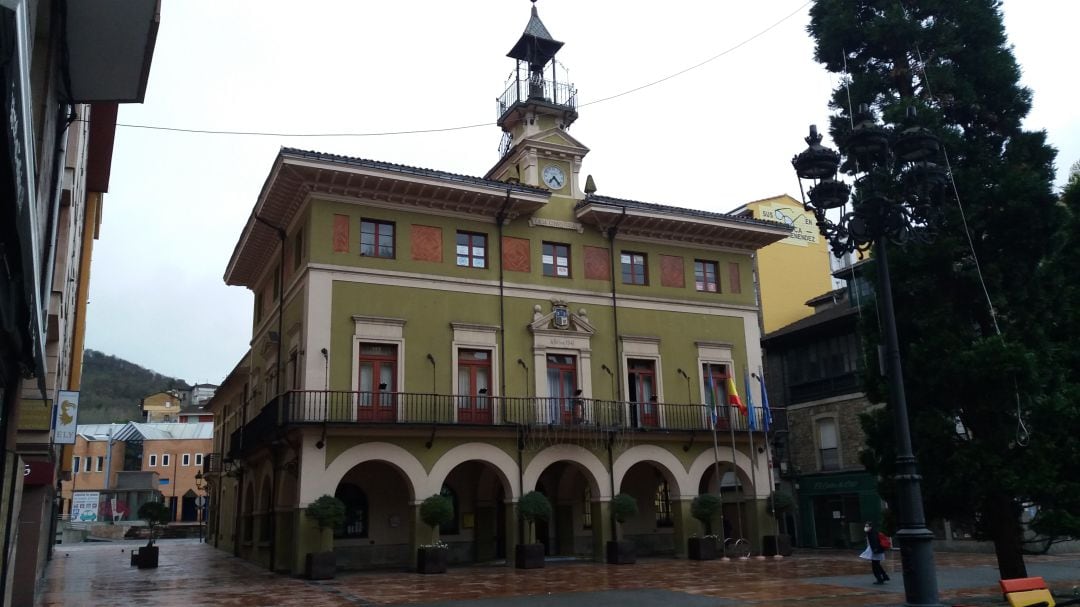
[73,456,81,473]
[182,454,191,467]
[148,454,157,467]
[96,456,104,472]
[542,242,571,278]
[694,260,719,292]
[360,220,395,258]
[817,418,840,471]
[621,251,648,285]
[161,454,171,468]
[195,453,204,467]
[456,231,487,269]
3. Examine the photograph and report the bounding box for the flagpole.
[754,372,784,559]
[711,418,730,562]
[707,368,731,562]
[727,406,745,558]
[743,369,766,560]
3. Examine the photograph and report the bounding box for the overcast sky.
[83,0,1080,385]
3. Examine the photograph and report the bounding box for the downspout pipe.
[496,190,516,399]
[253,214,286,573]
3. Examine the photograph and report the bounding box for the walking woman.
[859,521,890,584]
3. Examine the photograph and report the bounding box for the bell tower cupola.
[489,1,587,192]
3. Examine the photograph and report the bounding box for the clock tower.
[487,1,589,198]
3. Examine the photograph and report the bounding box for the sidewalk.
[36,540,1080,607]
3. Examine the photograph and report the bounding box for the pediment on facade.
[532,128,589,152]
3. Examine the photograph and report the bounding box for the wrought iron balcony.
[496,75,577,121]
[203,453,223,474]
[229,391,775,458]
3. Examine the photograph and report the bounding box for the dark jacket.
[866,527,884,554]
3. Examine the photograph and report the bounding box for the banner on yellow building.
[54,390,80,444]
[756,203,819,247]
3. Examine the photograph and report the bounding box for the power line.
[107,1,812,139]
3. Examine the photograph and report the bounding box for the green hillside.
[77,350,190,424]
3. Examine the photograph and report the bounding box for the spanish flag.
[726,376,747,416]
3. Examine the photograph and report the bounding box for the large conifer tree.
[807,0,1069,578]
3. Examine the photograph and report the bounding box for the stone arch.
[685,447,765,498]
[308,442,426,505]
[426,442,518,500]
[612,444,692,499]
[522,444,608,498]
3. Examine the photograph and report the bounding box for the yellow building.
[142,391,184,423]
[204,4,791,576]
[731,195,834,334]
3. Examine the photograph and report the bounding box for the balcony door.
[457,349,492,424]
[357,343,397,422]
[702,363,731,427]
[628,359,657,427]
[545,354,577,424]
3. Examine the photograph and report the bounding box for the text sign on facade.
[18,399,52,431]
[71,492,100,522]
[53,390,80,444]
[757,203,819,247]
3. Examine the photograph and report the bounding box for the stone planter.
[136,545,159,569]
[417,547,448,574]
[515,543,545,569]
[762,534,793,557]
[688,536,717,561]
[605,540,635,565]
[306,551,337,580]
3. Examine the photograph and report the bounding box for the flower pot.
[762,534,792,557]
[688,536,717,561]
[417,546,448,574]
[605,540,635,565]
[515,543,545,569]
[306,551,336,580]
[136,545,159,569]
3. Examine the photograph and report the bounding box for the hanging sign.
[53,390,80,444]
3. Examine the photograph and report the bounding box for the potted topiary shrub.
[515,491,552,569]
[605,493,638,565]
[305,495,346,579]
[689,494,723,560]
[763,489,795,557]
[417,494,453,574]
[133,501,170,569]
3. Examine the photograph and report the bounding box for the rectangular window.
[360,220,395,258]
[818,418,840,471]
[96,456,104,472]
[148,454,157,467]
[456,231,487,268]
[655,481,674,527]
[195,453,204,467]
[542,242,571,278]
[292,229,304,270]
[73,457,81,473]
[162,454,171,468]
[621,251,648,285]
[694,260,719,292]
[182,454,191,467]
[728,262,742,294]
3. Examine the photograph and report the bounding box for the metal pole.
[710,420,729,561]
[747,422,764,559]
[727,412,745,545]
[875,240,941,606]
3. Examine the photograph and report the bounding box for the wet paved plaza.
[37,539,1080,607]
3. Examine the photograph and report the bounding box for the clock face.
[542,165,566,189]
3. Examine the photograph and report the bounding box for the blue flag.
[760,375,773,432]
[745,369,757,431]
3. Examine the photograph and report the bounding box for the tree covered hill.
[77,350,190,424]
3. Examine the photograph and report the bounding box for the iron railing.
[203,453,223,474]
[497,75,577,120]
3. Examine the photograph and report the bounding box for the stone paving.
[36,539,1080,607]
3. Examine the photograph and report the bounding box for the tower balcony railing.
[497,75,577,119]
[229,390,775,457]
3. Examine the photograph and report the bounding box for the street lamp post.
[195,471,206,544]
[792,105,947,607]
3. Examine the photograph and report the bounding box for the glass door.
[358,343,397,422]
[628,359,657,427]
[457,349,493,424]
[545,354,577,424]
[702,363,731,428]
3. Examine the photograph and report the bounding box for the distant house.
[141,391,183,423]
[178,403,214,424]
